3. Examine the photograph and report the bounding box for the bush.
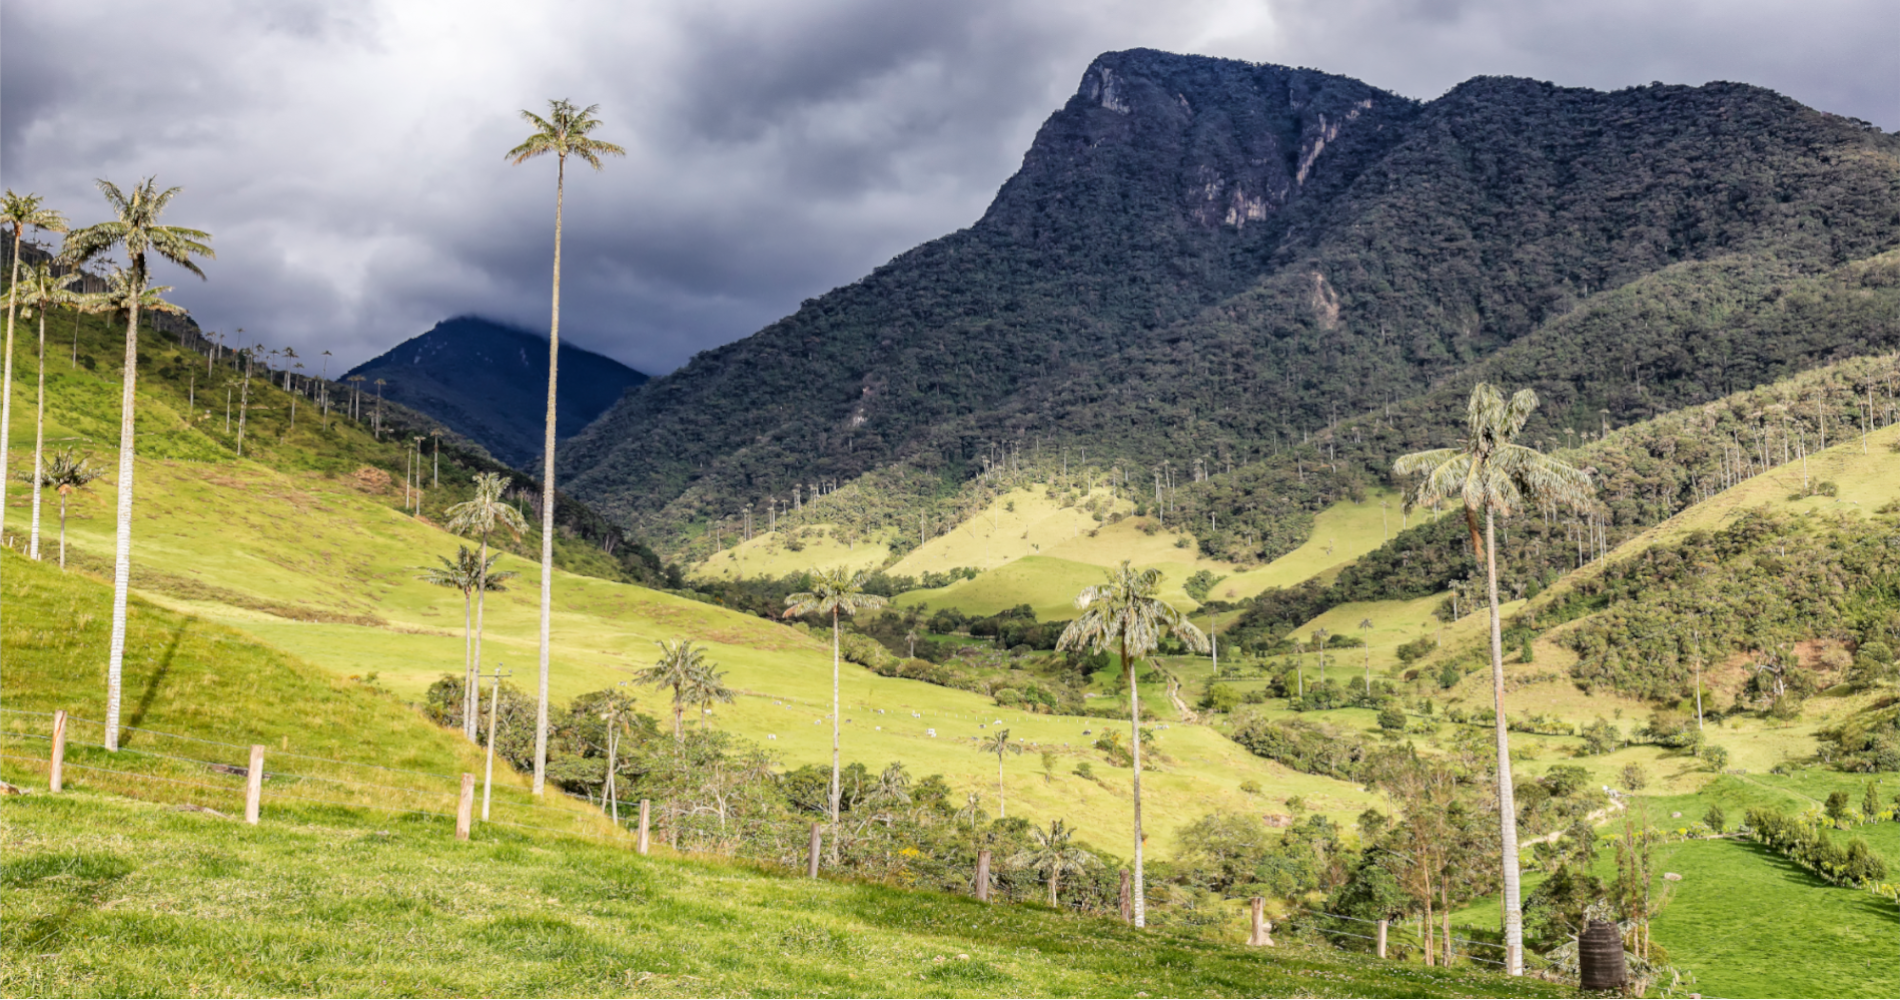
[1376,705,1406,732]
[1703,804,1726,833]
[1701,744,1730,771]
[1619,763,1649,791]
[1579,717,1621,755]
[1200,683,1242,714]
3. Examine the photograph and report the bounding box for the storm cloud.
[4,0,1892,374]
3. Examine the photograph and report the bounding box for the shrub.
[1703,804,1726,833]
[1701,744,1730,771]
[1619,763,1649,791]
[1376,705,1406,732]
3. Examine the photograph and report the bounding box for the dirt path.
[1524,795,1628,846]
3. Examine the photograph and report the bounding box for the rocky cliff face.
[557,48,1900,545]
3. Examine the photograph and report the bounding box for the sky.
[4,0,1894,375]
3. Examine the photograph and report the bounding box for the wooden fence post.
[456,773,474,841]
[975,849,992,902]
[49,710,67,792]
[807,822,822,878]
[637,799,651,855]
[1248,897,1273,946]
[1376,918,1388,959]
[1118,868,1132,924]
[245,745,264,825]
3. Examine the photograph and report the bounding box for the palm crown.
[63,179,213,282]
[638,639,728,737]
[1394,383,1593,556]
[445,473,529,540]
[419,546,515,595]
[1057,561,1209,660]
[507,100,628,170]
[783,567,888,621]
[2,190,69,251]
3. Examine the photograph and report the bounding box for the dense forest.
[557,47,1900,556]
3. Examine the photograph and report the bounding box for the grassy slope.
[10,309,1380,854]
[694,523,893,581]
[0,794,1564,999]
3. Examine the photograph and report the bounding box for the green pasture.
[0,793,1566,999]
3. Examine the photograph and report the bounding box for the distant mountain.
[558,47,1900,549]
[346,317,647,470]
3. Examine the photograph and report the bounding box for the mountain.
[558,47,1900,550]
[346,316,647,470]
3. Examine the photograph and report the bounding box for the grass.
[0,793,1569,998]
[694,523,892,581]
[9,309,1382,855]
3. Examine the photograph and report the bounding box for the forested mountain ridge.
[559,47,1900,553]
[348,316,647,470]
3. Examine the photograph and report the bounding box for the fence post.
[1119,868,1132,924]
[1377,918,1388,958]
[807,822,822,878]
[637,799,651,855]
[1248,896,1274,946]
[975,849,992,902]
[456,773,474,841]
[50,710,67,793]
[245,745,264,825]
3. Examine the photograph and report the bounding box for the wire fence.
[1288,908,1508,967]
[0,707,621,843]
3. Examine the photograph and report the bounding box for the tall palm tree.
[638,638,712,738]
[1394,382,1593,976]
[1358,617,1375,695]
[508,98,626,797]
[62,178,212,751]
[419,546,515,730]
[13,261,84,559]
[976,728,1022,818]
[1009,818,1095,908]
[1056,560,1207,926]
[1,192,69,542]
[685,658,737,726]
[784,567,887,859]
[445,473,528,740]
[34,448,101,569]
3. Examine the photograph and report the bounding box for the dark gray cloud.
[4,1,1891,374]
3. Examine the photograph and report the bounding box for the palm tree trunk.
[1126,638,1145,927]
[59,493,69,568]
[469,531,489,741]
[997,755,1006,818]
[1484,507,1524,974]
[104,260,144,752]
[830,606,841,864]
[29,307,47,559]
[1,227,21,540]
[1049,869,1059,908]
[531,154,566,798]
[461,589,474,736]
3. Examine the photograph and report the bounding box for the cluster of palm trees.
[2,182,213,751]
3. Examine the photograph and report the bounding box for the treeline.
[1745,806,1890,887]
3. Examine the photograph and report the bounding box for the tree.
[444,473,529,740]
[62,178,213,752]
[1056,560,1207,926]
[508,98,626,797]
[11,260,83,559]
[639,639,713,739]
[685,658,737,727]
[419,546,515,728]
[595,690,638,824]
[784,567,888,860]
[1394,382,1592,975]
[976,727,1022,818]
[1358,617,1375,694]
[1,192,68,545]
[23,447,100,569]
[1010,818,1095,907]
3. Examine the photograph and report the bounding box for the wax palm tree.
[2,192,69,542]
[638,638,712,738]
[62,178,212,751]
[1394,382,1593,976]
[1358,617,1375,695]
[596,690,638,824]
[1313,627,1330,687]
[508,98,626,797]
[13,261,83,559]
[31,448,101,569]
[444,473,528,739]
[1056,560,1207,926]
[1010,818,1095,908]
[976,728,1023,818]
[419,546,515,733]
[685,659,737,731]
[784,567,888,858]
